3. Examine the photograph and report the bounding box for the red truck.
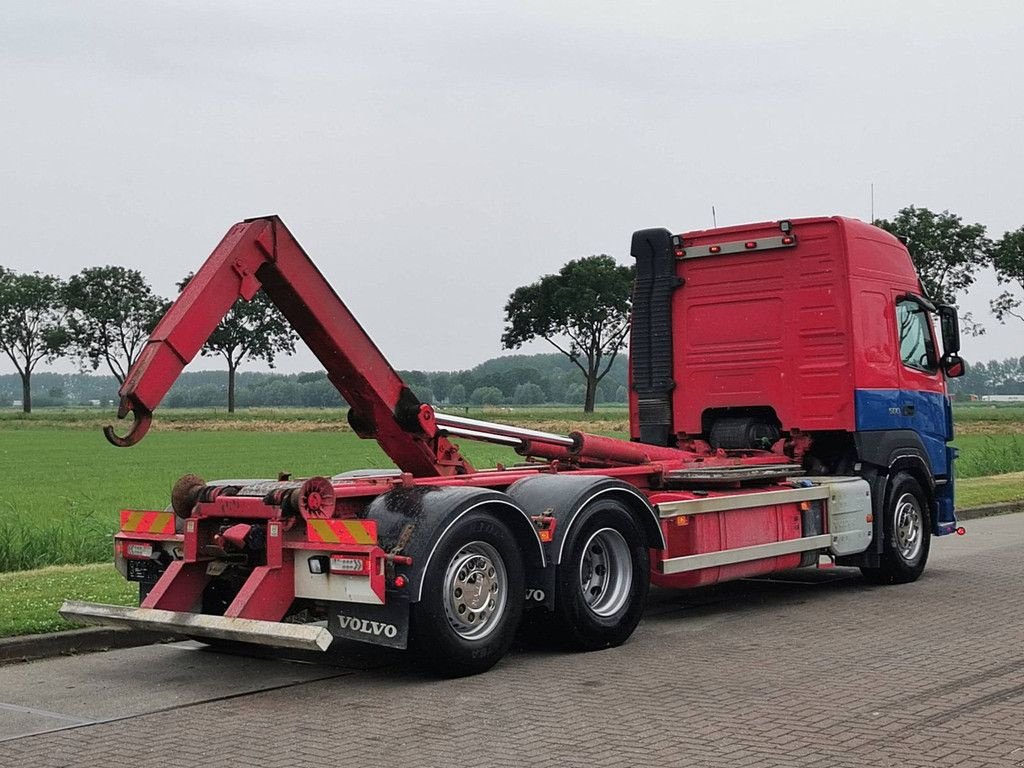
[63,215,966,676]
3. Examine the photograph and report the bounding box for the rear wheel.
[549,502,649,651]
[411,511,524,677]
[861,472,931,585]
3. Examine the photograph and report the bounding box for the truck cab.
[630,216,965,565]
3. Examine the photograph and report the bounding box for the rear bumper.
[59,600,333,652]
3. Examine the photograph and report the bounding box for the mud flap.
[327,597,410,649]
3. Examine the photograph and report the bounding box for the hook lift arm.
[105,216,474,477]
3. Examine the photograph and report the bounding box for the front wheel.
[410,511,525,677]
[549,502,650,651]
[861,472,931,585]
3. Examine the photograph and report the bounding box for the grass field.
[0,404,1022,637]
[0,564,135,637]
[1,404,1021,574]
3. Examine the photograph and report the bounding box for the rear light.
[308,555,329,574]
[330,555,368,574]
[125,542,153,560]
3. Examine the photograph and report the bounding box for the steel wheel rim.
[442,541,507,641]
[894,492,924,562]
[578,527,633,618]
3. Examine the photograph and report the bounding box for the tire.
[549,501,650,651]
[861,472,931,585]
[410,511,525,677]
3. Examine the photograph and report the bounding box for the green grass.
[0,427,519,572]
[956,472,1024,509]
[0,564,137,636]
[0,405,1021,574]
[0,407,1022,640]
[953,403,1024,423]
[953,434,1024,478]
[0,404,630,431]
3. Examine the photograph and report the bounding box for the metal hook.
[103,400,153,447]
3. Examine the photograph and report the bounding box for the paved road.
[2,513,1023,768]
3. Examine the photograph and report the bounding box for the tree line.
[7,347,1024,411]
[2,205,1023,413]
[0,266,296,413]
[0,353,631,410]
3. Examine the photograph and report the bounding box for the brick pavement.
[2,513,1022,768]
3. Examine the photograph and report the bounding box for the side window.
[895,298,936,372]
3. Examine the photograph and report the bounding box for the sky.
[2,0,1022,378]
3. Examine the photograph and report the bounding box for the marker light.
[709,245,721,254]
[745,241,757,249]
[330,555,367,574]
[125,543,153,559]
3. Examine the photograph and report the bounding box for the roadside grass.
[953,434,1024,478]
[955,472,1024,509]
[0,564,136,636]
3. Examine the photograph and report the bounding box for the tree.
[0,268,66,413]
[874,206,989,334]
[470,386,504,406]
[448,383,467,405]
[177,273,298,412]
[502,255,633,413]
[63,266,165,385]
[512,382,545,405]
[990,226,1024,325]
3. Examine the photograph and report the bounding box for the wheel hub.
[443,542,507,640]
[578,527,633,618]
[894,492,923,562]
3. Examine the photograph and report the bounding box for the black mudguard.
[838,430,938,567]
[506,474,665,610]
[363,486,546,605]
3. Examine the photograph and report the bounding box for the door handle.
[903,404,916,416]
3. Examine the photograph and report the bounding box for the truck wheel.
[861,472,931,585]
[410,511,525,677]
[551,502,649,651]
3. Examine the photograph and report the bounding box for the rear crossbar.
[59,600,333,652]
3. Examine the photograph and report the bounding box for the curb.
[2,504,1021,666]
[0,627,169,666]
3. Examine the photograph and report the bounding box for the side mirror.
[942,353,966,379]
[937,304,961,354]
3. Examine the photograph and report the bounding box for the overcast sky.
[2,1,1022,378]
